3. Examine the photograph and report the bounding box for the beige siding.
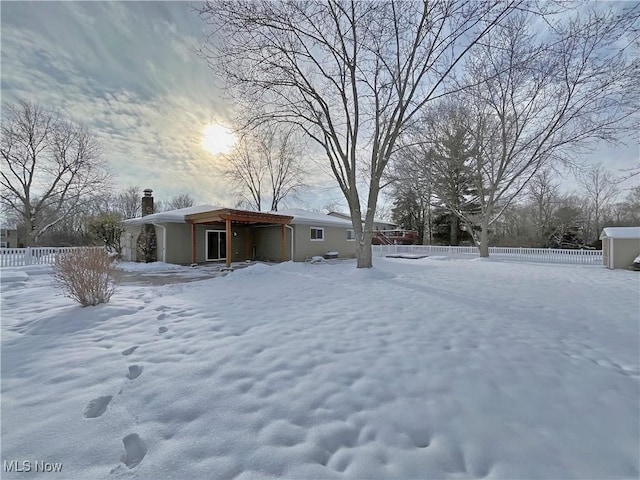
[123,223,248,265]
[254,226,293,262]
[164,223,248,265]
[611,238,640,269]
[292,224,357,261]
[123,221,359,264]
[123,224,163,262]
[163,223,194,264]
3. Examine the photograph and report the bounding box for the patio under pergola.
[184,209,294,268]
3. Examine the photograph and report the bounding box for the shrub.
[53,248,119,307]
[89,213,125,258]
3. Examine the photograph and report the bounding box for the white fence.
[373,245,603,265]
[0,246,105,268]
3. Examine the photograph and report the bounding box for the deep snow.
[1,258,639,479]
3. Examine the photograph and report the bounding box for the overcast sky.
[1,1,638,214]
[0,1,341,211]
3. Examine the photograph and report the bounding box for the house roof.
[599,226,640,240]
[275,209,354,227]
[328,211,397,227]
[185,209,293,225]
[327,212,351,220]
[124,205,344,227]
[123,205,224,226]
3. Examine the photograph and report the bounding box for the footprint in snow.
[83,395,112,418]
[120,433,147,468]
[122,346,139,356]
[158,326,168,334]
[126,365,143,380]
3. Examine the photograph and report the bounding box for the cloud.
[4,1,633,215]
[0,1,245,205]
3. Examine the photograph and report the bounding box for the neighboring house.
[0,226,19,248]
[600,226,640,270]
[327,211,417,245]
[327,211,397,231]
[122,194,358,267]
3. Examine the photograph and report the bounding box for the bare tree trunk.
[450,216,459,246]
[422,219,429,246]
[356,229,374,268]
[479,218,490,257]
[24,207,35,247]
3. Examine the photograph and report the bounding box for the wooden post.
[226,219,232,269]
[245,227,251,261]
[191,223,196,264]
[281,223,286,262]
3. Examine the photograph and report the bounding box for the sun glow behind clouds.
[201,123,236,155]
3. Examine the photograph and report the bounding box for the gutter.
[286,225,294,261]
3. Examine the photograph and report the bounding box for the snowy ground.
[1,258,638,479]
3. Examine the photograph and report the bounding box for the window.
[346,229,355,241]
[310,227,324,241]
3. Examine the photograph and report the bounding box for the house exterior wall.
[163,223,247,265]
[122,226,139,261]
[122,223,159,262]
[1,228,19,248]
[123,221,358,264]
[292,224,357,261]
[610,238,640,269]
[253,226,292,262]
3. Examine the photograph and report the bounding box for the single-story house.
[600,226,640,270]
[122,194,358,267]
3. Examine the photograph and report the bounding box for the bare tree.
[224,124,306,211]
[115,186,142,219]
[387,147,435,244]
[226,137,264,211]
[1,101,110,246]
[527,168,561,246]
[614,186,640,225]
[166,193,195,211]
[577,163,619,242]
[197,0,522,267]
[442,8,638,256]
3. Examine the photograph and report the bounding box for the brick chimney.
[141,189,154,217]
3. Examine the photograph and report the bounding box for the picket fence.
[0,246,105,268]
[373,244,603,265]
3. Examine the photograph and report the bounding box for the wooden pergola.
[184,209,293,268]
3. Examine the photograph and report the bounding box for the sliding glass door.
[206,230,226,261]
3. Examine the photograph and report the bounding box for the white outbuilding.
[599,227,640,270]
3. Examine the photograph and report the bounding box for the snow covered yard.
[1,258,638,480]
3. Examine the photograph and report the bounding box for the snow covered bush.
[52,248,119,307]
